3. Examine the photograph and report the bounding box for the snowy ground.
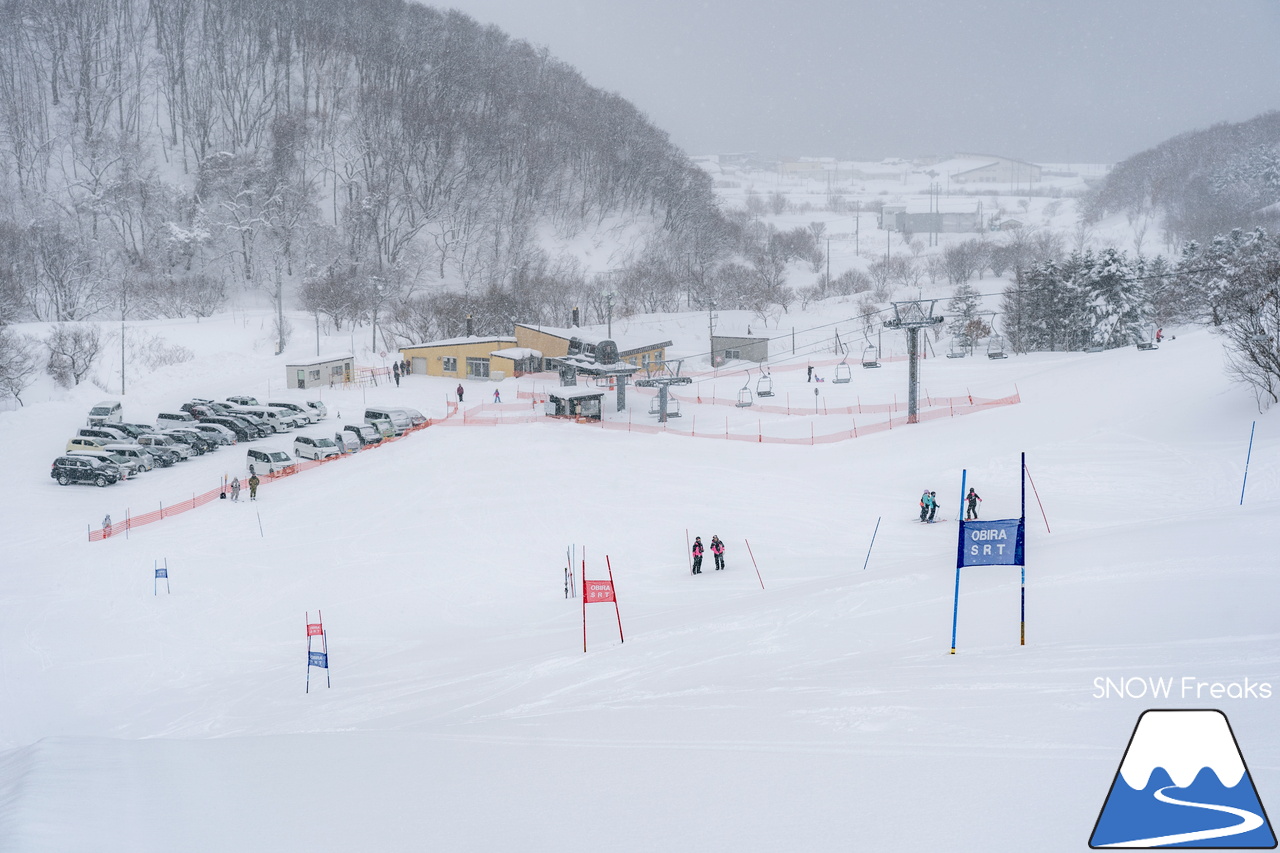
[0,307,1276,851]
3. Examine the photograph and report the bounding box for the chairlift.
[736,371,754,407]
[861,345,881,369]
[946,336,968,359]
[648,395,681,417]
[986,334,1008,359]
[756,368,775,397]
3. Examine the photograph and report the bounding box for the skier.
[248,473,260,501]
[928,491,940,523]
[919,490,932,522]
[691,536,704,574]
[493,388,501,403]
[1156,328,1163,343]
[807,365,813,383]
[965,487,982,520]
[392,362,400,387]
[102,514,112,538]
[230,477,241,502]
[456,383,465,403]
[710,535,726,570]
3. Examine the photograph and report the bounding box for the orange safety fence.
[88,418,440,542]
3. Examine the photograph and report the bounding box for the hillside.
[0,307,1275,850]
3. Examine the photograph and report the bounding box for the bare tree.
[44,323,104,387]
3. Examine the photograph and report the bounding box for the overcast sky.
[438,0,1280,164]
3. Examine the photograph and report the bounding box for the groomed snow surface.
[1,313,1277,851]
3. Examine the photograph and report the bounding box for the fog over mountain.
[442,0,1280,163]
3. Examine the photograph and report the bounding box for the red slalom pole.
[606,555,624,644]
[1023,462,1051,532]
[744,539,765,589]
[685,528,692,574]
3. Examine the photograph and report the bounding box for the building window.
[309,370,321,380]
[725,349,741,360]
[466,357,490,378]
[442,356,457,372]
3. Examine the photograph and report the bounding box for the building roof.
[515,323,671,355]
[285,353,354,366]
[490,347,542,359]
[401,336,516,350]
[547,386,606,400]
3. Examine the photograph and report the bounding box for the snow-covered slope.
[0,315,1275,851]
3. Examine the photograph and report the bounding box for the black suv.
[51,455,121,487]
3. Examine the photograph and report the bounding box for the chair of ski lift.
[946,336,968,358]
[756,369,775,397]
[736,371,754,407]
[987,335,1008,359]
[648,395,681,417]
[1136,341,1159,351]
[861,345,881,369]
[833,357,852,383]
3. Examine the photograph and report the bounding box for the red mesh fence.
[88,419,438,542]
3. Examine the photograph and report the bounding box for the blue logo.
[1090,710,1276,848]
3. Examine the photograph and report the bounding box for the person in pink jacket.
[691,537,704,574]
[710,535,726,570]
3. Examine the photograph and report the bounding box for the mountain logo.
[1090,709,1276,848]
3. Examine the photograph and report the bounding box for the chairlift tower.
[634,359,692,424]
[883,299,944,424]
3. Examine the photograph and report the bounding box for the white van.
[266,401,315,425]
[364,408,411,435]
[87,401,123,426]
[230,405,294,433]
[246,447,294,474]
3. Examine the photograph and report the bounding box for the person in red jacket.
[965,487,982,520]
[710,535,726,570]
[456,383,464,402]
[691,537,704,574]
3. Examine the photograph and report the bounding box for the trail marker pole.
[1241,420,1256,505]
[257,510,264,538]
[606,556,624,644]
[950,469,966,655]
[744,539,765,589]
[861,517,882,571]
[685,529,693,574]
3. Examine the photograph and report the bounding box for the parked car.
[86,400,123,426]
[391,407,427,427]
[334,431,360,453]
[226,395,261,407]
[364,408,411,435]
[370,418,397,438]
[343,423,383,447]
[246,447,294,475]
[304,400,328,420]
[66,436,113,453]
[137,433,193,461]
[156,411,197,428]
[190,422,236,445]
[230,413,273,438]
[267,401,315,425]
[163,428,213,455]
[51,455,120,487]
[200,416,253,442]
[231,406,295,433]
[116,423,154,440]
[69,448,145,479]
[103,442,157,472]
[294,435,341,460]
[77,426,131,443]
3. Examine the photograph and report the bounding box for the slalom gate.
[87,418,437,542]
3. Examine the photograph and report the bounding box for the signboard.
[957,518,1025,567]
[155,567,168,578]
[306,623,324,637]
[584,580,615,603]
[308,651,328,669]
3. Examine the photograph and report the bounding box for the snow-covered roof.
[490,347,542,359]
[402,335,516,349]
[902,198,982,215]
[919,157,998,177]
[285,353,353,366]
[516,323,670,354]
[546,386,605,400]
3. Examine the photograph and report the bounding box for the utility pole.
[883,299,944,424]
[707,300,717,365]
[120,278,127,395]
[855,201,860,254]
[606,293,614,338]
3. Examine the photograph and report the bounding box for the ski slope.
[0,315,1276,851]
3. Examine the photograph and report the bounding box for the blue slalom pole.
[951,469,967,655]
[1240,421,1256,506]
[861,517,881,571]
